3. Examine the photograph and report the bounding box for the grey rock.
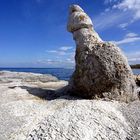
[67,5,138,102]
[134,74,140,87]
[0,71,68,140]
[0,71,58,83]
[27,99,140,140]
[0,71,140,140]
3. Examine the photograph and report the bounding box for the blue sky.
[0,0,140,68]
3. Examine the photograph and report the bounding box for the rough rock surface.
[0,71,58,83]
[67,5,137,102]
[27,99,140,140]
[0,71,68,140]
[0,71,140,140]
[134,74,140,87]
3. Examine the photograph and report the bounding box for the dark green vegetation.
[130,64,140,69]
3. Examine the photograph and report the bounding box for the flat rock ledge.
[0,71,140,140]
[0,71,68,140]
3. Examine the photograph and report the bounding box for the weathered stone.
[67,5,138,102]
[28,99,140,140]
[134,74,140,87]
[0,71,140,139]
[0,71,68,140]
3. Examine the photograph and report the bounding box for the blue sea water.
[0,68,139,81]
[0,68,74,81]
[132,69,140,75]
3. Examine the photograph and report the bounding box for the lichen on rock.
[67,5,138,102]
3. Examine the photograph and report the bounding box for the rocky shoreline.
[1,4,140,140]
[0,70,140,140]
[0,71,68,140]
[131,64,140,69]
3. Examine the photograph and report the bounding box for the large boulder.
[67,5,138,102]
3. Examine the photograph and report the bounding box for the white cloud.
[46,50,66,55]
[59,46,73,51]
[125,32,138,38]
[114,32,140,45]
[37,59,61,64]
[46,50,67,55]
[46,50,57,53]
[58,51,66,55]
[94,10,128,31]
[126,51,140,58]
[96,0,140,31]
[113,0,140,20]
[37,57,75,68]
[66,58,75,64]
[46,46,74,56]
[128,58,140,62]
[44,46,75,67]
[104,0,118,4]
[125,51,140,64]
[105,8,110,12]
[119,23,129,29]
[115,37,140,45]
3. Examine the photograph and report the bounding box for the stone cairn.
[67,5,138,102]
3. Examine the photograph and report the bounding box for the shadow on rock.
[20,86,58,100]
[19,86,79,101]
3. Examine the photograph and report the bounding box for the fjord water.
[0,68,139,81]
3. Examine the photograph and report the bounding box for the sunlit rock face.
[67,5,138,102]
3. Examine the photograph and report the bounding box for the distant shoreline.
[0,67,74,69]
[130,64,140,69]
